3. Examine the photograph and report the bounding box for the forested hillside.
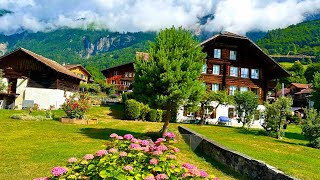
[257,20,320,58]
[0,29,155,69]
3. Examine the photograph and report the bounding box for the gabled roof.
[64,64,92,77]
[295,88,313,94]
[101,61,135,72]
[200,31,291,79]
[0,48,82,80]
[290,83,311,89]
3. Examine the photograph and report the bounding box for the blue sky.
[0,0,320,35]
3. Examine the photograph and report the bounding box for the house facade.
[64,64,93,84]
[101,52,149,92]
[0,48,81,109]
[176,32,290,125]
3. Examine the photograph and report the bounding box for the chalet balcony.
[114,84,130,91]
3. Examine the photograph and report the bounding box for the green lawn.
[185,124,320,180]
[279,62,308,69]
[0,106,238,180]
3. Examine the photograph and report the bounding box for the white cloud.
[0,0,319,35]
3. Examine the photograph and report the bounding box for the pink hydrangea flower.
[140,140,149,146]
[68,157,77,163]
[141,146,150,152]
[200,170,208,178]
[183,163,196,169]
[171,165,176,169]
[124,134,134,140]
[108,148,118,153]
[189,168,200,176]
[119,151,128,157]
[155,138,166,145]
[155,173,168,180]
[130,143,141,150]
[124,165,133,171]
[144,176,155,180]
[167,155,176,160]
[131,138,139,143]
[95,150,108,157]
[213,178,220,180]
[83,154,94,160]
[152,150,163,156]
[163,132,176,139]
[51,166,67,177]
[149,158,158,165]
[34,177,50,180]
[117,136,124,140]
[110,133,118,138]
[156,145,168,151]
[173,148,180,153]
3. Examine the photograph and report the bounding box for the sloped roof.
[295,88,313,94]
[290,83,311,89]
[200,31,290,79]
[64,64,92,77]
[0,48,82,80]
[272,88,291,97]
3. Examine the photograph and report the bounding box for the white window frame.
[251,69,259,79]
[113,71,118,76]
[202,64,207,74]
[230,50,237,60]
[214,49,221,59]
[240,87,248,93]
[212,65,220,75]
[125,72,129,77]
[229,86,238,95]
[111,80,116,84]
[212,84,219,92]
[230,66,238,77]
[241,68,249,78]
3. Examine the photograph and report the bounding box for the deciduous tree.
[134,27,206,135]
[234,91,259,127]
[311,72,320,111]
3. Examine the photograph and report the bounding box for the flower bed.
[35,132,218,180]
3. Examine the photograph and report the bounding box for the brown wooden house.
[101,52,149,92]
[0,48,82,109]
[200,32,290,102]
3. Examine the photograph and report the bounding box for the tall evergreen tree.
[311,72,320,111]
[134,27,207,135]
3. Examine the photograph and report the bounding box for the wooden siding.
[104,63,134,91]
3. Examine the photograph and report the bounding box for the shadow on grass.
[105,103,125,120]
[285,132,306,141]
[79,127,161,141]
[194,149,248,180]
[273,139,307,146]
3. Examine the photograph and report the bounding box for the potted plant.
[60,93,97,124]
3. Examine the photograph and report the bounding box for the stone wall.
[178,126,296,180]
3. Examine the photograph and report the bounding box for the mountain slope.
[257,20,320,58]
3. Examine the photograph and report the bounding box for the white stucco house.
[0,48,83,109]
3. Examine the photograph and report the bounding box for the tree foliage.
[134,27,207,135]
[234,91,259,127]
[262,97,293,139]
[0,69,7,93]
[311,72,320,111]
[302,108,320,148]
[305,62,320,83]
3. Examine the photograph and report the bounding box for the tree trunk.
[199,103,205,126]
[161,107,171,137]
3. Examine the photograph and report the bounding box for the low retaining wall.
[178,126,296,180]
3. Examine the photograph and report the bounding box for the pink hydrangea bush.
[35,132,218,180]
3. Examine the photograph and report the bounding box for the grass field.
[0,105,238,180]
[185,124,320,180]
[279,62,308,69]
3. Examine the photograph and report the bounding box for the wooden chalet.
[101,52,149,92]
[64,64,94,83]
[0,48,82,109]
[200,32,290,102]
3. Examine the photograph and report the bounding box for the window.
[230,66,238,77]
[228,108,235,118]
[214,49,221,59]
[251,88,259,96]
[251,69,259,79]
[125,72,129,77]
[230,50,237,60]
[229,86,238,95]
[212,65,220,75]
[202,64,207,74]
[240,87,248,93]
[129,72,133,77]
[212,84,219,92]
[113,71,118,76]
[241,68,249,78]
[111,80,116,84]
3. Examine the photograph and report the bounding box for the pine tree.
[134,27,207,135]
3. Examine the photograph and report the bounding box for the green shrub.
[139,103,150,121]
[121,92,134,103]
[125,99,141,120]
[302,108,320,148]
[147,109,163,122]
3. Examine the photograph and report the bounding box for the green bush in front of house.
[148,109,164,122]
[125,99,141,120]
[302,108,320,148]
